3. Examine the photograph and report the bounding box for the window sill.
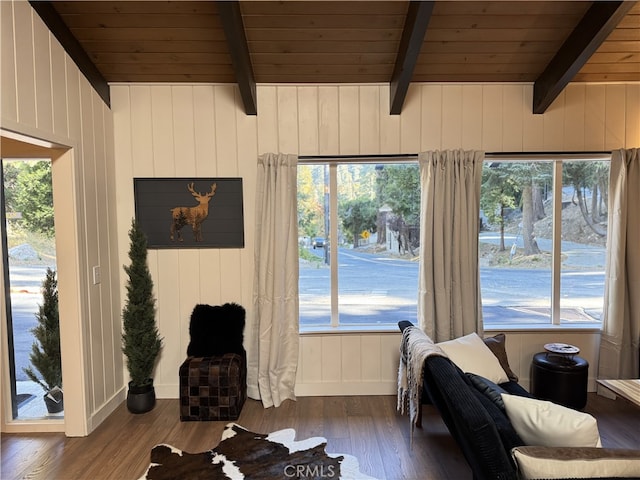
[299,324,399,335]
[299,322,602,335]
[484,323,602,333]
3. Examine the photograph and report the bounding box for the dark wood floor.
[2,393,639,480]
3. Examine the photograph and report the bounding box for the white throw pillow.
[437,332,510,384]
[502,394,602,448]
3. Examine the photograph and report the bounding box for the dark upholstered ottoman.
[179,353,246,421]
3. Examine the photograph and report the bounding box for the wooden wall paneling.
[379,86,400,153]
[65,61,82,144]
[256,85,278,154]
[14,2,36,127]
[420,84,443,151]
[626,85,640,147]
[177,249,201,360]
[340,336,362,383]
[461,85,483,150]
[360,336,381,381]
[604,85,627,150]
[171,86,196,174]
[50,40,69,138]
[1,1,17,122]
[234,87,258,312]
[111,87,135,272]
[522,86,545,151]
[481,85,503,151]
[321,336,342,382]
[300,336,323,383]
[380,334,401,382]
[359,85,381,154]
[112,84,146,393]
[33,19,53,132]
[584,85,607,151]
[103,99,123,395]
[192,86,221,303]
[563,84,587,150]
[297,86,319,155]
[93,93,116,401]
[150,86,175,177]
[399,84,421,154]
[80,79,105,410]
[502,85,525,152]
[129,86,154,176]
[318,86,339,155]
[441,85,463,149]
[213,85,243,303]
[155,250,181,395]
[192,86,217,177]
[276,86,299,154]
[338,86,359,154]
[542,92,565,151]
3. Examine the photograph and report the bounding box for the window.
[298,155,609,330]
[480,157,609,326]
[297,161,419,329]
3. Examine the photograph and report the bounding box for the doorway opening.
[1,156,62,420]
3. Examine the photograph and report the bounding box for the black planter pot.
[44,389,64,414]
[126,380,156,414]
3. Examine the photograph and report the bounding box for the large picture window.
[297,155,609,330]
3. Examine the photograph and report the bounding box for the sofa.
[397,321,640,480]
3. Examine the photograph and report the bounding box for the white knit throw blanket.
[397,326,447,436]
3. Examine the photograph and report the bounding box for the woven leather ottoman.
[179,353,246,421]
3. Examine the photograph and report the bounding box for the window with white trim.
[480,157,609,326]
[297,155,609,330]
[297,161,419,329]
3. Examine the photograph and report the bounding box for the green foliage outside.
[23,268,62,393]
[339,197,377,247]
[3,160,55,236]
[121,219,162,388]
[296,160,608,258]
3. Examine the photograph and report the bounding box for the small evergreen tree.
[24,268,62,392]
[122,219,162,388]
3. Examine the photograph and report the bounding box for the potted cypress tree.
[122,219,163,414]
[23,267,64,414]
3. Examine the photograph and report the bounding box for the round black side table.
[531,344,588,410]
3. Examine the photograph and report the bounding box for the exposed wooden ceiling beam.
[216,1,257,116]
[533,1,635,114]
[29,1,110,107]
[389,1,434,115]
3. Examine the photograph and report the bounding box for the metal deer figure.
[170,183,217,242]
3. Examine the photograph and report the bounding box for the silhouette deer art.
[170,183,217,242]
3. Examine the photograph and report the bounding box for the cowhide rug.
[139,423,379,480]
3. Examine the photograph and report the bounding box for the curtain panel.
[417,150,484,342]
[249,153,299,408]
[599,148,640,381]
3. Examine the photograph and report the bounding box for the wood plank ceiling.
[31,1,640,115]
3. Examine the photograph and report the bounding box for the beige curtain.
[599,148,640,380]
[417,150,484,342]
[249,153,299,408]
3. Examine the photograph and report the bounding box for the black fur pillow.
[187,303,246,358]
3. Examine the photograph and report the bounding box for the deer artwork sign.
[134,178,244,249]
[170,182,217,242]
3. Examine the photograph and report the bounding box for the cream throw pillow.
[502,394,601,448]
[437,332,510,384]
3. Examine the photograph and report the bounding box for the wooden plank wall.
[1,0,121,436]
[112,81,639,399]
